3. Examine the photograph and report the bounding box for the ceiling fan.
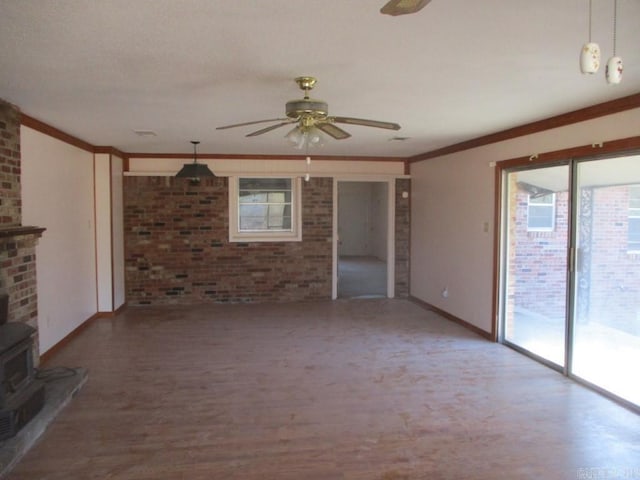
[380,0,432,16]
[216,76,400,147]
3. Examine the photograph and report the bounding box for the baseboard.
[39,313,100,365]
[97,302,127,318]
[408,296,494,341]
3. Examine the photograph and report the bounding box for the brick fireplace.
[0,100,45,364]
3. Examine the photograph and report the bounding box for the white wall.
[410,108,640,334]
[111,154,126,310]
[337,182,388,259]
[370,182,388,261]
[21,126,97,354]
[94,152,125,312]
[127,157,405,177]
[95,153,112,312]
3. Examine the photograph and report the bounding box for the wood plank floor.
[7,299,640,480]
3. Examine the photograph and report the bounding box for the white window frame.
[527,193,556,232]
[228,176,302,242]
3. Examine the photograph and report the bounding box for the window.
[628,185,640,253]
[229,177,302,242]
[527,193,555,231]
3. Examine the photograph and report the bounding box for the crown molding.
[19,92,640,165]
[408,92,640,163]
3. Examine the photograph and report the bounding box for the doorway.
[336,181,389,299]
[498,153,640,409]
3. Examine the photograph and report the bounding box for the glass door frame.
[496,159,574,375]
[493,142,640,413]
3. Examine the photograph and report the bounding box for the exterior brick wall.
[124,176,333,305]
[511,189,569,320]
[0,100,21,227]
[586,185,640,334]
[509,182,640,335]
[395,178,410,297]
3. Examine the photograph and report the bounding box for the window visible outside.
[229,177,301,242]
[628,185,640,253]
[527,193,555,231]
[239,178,292,232]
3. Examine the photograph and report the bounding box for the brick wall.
[511,189,569,320]
[124,175,333,305]
[587,185,640,333]
[0,235,41,358]
[0,100,21,227]
[0,100,42,362]
[395,178,410,297]
[509,183,640,334]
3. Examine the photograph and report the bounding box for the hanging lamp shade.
[175,162,215,178]
[176,141,214,179]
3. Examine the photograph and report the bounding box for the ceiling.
[1,0,639,158]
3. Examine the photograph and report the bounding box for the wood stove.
[0,292,45,441]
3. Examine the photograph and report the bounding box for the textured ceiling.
[0,0,639,157]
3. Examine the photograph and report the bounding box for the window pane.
[239,205,268,230]
[268,191,291,203]
[239,191,268,203]
[239,178,291,190]
[503,167,569,366]
[528,205,554,229]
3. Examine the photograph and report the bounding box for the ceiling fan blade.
[216,118,289,130]
[315,122,351,140]
[380,0,432,16]
[246,121,295,137]
[331,116,401,131]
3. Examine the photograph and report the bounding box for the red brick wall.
[124,175,333,304]
[0,100,21,227]
[587,185,640,333]
[0,100,42,362]
[395,178,410,297]
[509,184,640,334]
[511,189,569,319]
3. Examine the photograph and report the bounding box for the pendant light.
[580,0,600,74]
[175,141,215,182]
[605,0,623,84]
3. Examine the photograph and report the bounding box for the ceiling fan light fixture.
[285,126,305,149]
[380,0,431,16]
[285,126,326,150]
[176,141,215,181]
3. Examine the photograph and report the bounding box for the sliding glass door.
[499,152,640,409]
[572,156,640,407]
[501,164,570,368]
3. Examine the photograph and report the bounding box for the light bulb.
[285,126,303,147]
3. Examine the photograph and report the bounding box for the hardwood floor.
[7,299,640,479]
